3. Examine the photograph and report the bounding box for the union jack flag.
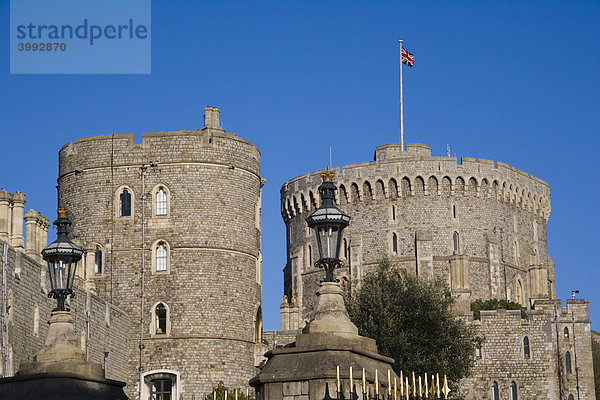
[401,48,415,67]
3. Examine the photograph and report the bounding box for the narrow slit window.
[392,233,398,254]
[492,382,499,400]
[523,336,530,358]
[453,232,459,254]
[565,351,572,373]
[95,245,103,274]
[510,381,518,400]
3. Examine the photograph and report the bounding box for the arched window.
[564,327,569,338]
[452,232,459,254]
[568,394,574,400]
[492,382,499,400]
[565,351,572,373]
[120,189,131,217]
[510,381,518,400]
[142,371,179,400]
[254,307,262,344]
[94,245,103,274]
[155,304,167,335]
[156,242,168,272]
[156,187,168,216]
[392,233,398,254]
[523,336,530,358]
[516,280,524,306]
[475,342,482,359]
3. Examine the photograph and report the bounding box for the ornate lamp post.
[41,208,83,311]
[305,170,350,282]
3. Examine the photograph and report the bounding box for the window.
[452,204,456,218]
[492,382,499,400]
[452,232,459,254]
[510,381,518,400]
[156,242,168,272]
[475,342,482,359]
[564,327,569,338]
[307,245,312,267]
[151,379,172,400]
[120,189,131,217]
[568,395,574,400]
[392,205,396,221]
[392,233,398,254]
[156,188,167,216]
[523,336,530,358]
[155,303,167,335]
[565,351,572,373]
[343,238,348,260]
[142,371,178,400]
[254,307,262,344]
[95,245,103,274]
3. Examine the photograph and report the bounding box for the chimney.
[203,106,221,130]
[0,190,12,241]
[10,191,26,249]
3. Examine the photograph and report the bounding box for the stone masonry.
[56,107,263,399]
[0,203,129,382]
[278,142,596,399]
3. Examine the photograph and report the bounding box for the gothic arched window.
[452,232,459,254]
[155,304,167,335]
[156,187,168,216]
[120,189,131,217]
[565,351,572,373]
[564,327,569,338]
[156,242,168,272]
[492,382,499,400]
[523,336,530,358]
[510,381,518,400]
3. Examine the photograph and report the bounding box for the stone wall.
[57,107,263,399]
[281,142,552,326]
[0,240,129,382]
[461,299,595,400]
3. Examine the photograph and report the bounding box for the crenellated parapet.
[281,143,550,222]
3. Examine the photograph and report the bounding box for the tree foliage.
[344,259,477,385]
[470,298,526,320]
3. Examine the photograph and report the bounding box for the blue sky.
[1,1,599,330]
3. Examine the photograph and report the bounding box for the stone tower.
[280,142,552,325]
[57,107,263,399]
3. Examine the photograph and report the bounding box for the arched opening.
[452,232,459,254]
[254,307,262,344]
[156,187,168,216]
[564,327,569,338]
[156,242,168,272]
[119,189,132,216]
[492,382,499,400]
[510,381,518,400]
[155,303,167,335]
[392,233,398,254]
[523,336,530,358]
[565,351,572,373]
[94,245,103,274]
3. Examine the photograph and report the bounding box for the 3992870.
[17,42,67,52]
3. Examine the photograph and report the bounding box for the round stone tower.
[57,107,263,399]
[281,143,552,325]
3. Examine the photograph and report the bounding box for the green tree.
[470,298,526,320]
[344,259,477,385]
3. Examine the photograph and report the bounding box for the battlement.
[281,143,551,221]
[59,106,261,179]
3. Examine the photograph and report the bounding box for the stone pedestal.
[0,311,128,400]
[251,282,397,400]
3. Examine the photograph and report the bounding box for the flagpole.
[399,39,404,151]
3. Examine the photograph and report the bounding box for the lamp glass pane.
[317,226,339,259]
[48,262,57,291]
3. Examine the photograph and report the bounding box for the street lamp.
[306,170,350,282]
[41,209,83,312]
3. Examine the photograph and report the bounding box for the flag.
[401,48,415,67]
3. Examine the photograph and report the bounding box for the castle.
[278,142,596,399]
[0,107,596,399]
